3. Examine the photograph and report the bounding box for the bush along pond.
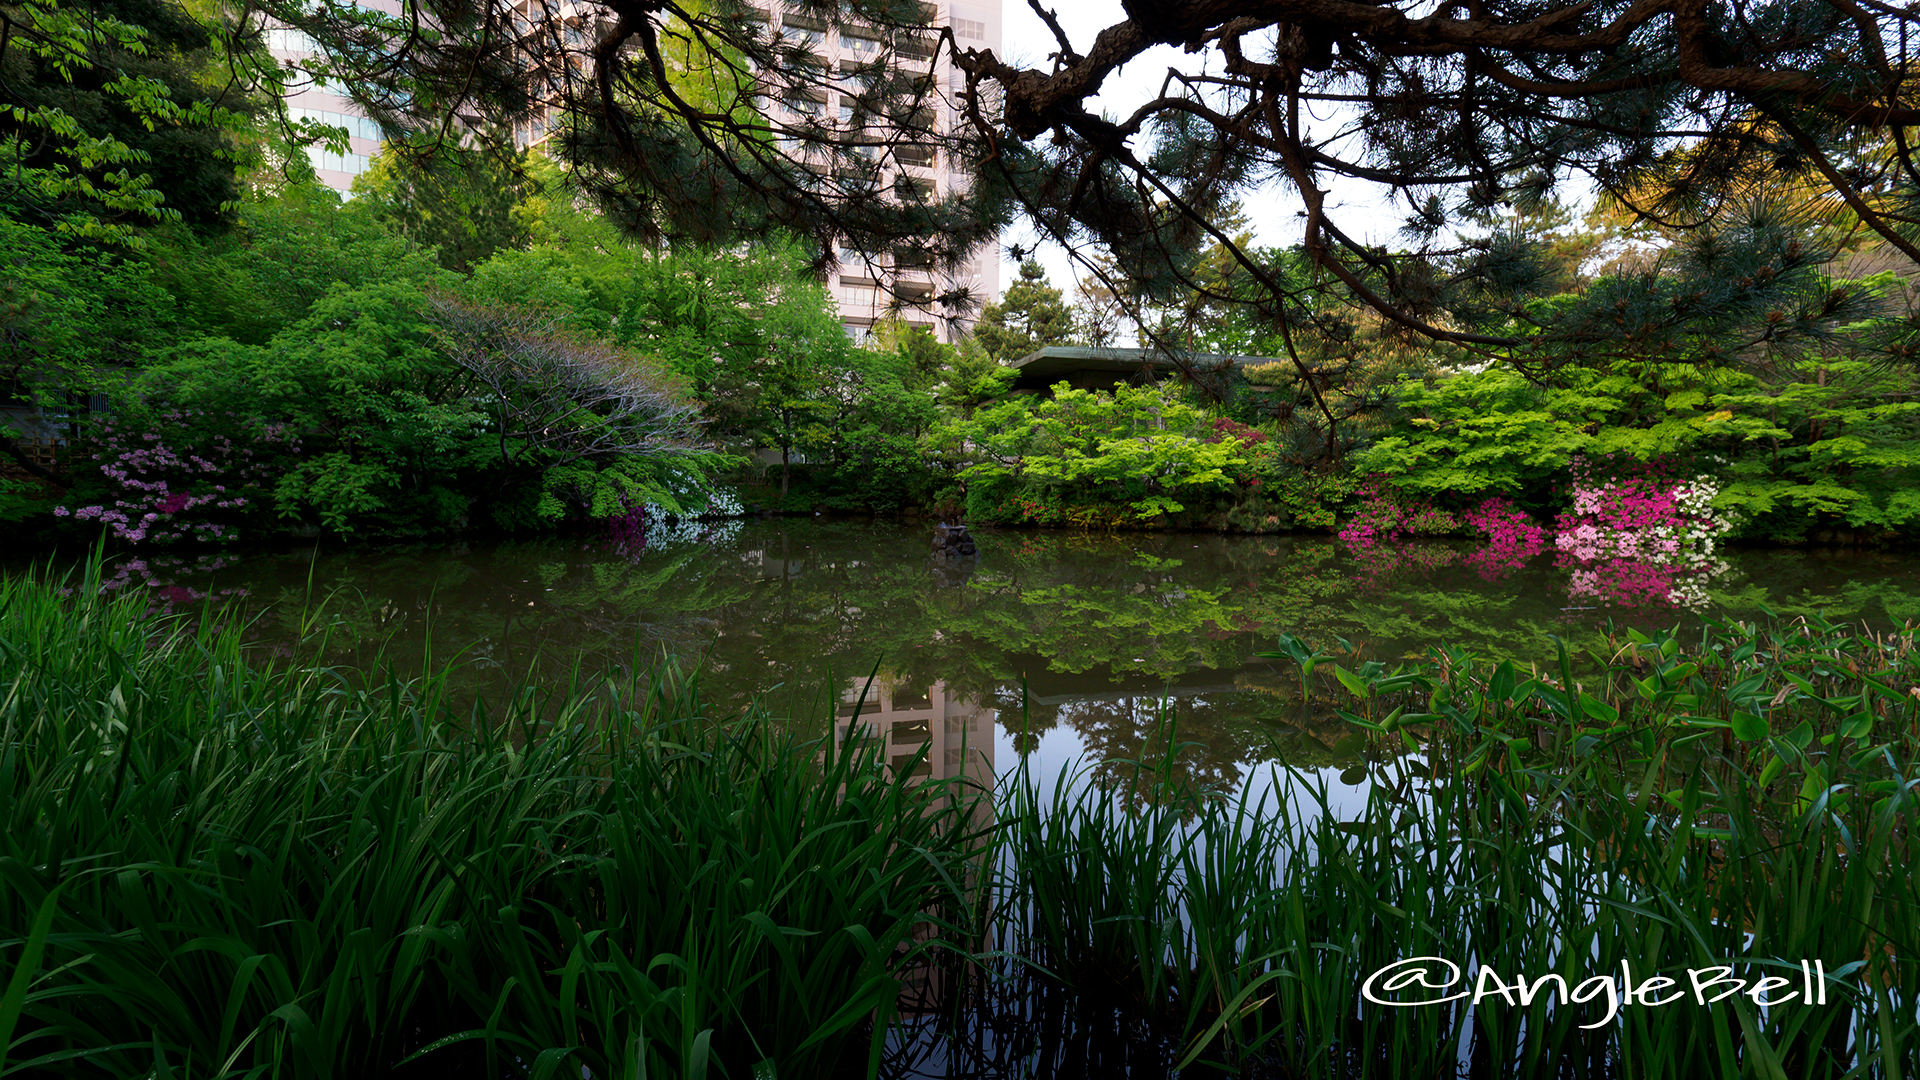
[1,558,1917,1078]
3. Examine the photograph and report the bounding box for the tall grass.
[925,621,1920,1078]
[5,561,1918,1077]
[0,561,984,1078]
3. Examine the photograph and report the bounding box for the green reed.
[0,561,985,1079]
[948,619,1920,1077]
[5,559,1919,1078]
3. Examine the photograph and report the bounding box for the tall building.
[268,0,1002,340]
[756,1,1002,343]
[263,7,398,189]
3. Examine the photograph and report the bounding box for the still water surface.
[56,519,1920,796]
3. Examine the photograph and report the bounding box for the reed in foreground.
[5,561,1919,1078]
[0,562,985,1078]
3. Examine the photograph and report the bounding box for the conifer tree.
[66,0,1920,375]
[970,260,1075,364]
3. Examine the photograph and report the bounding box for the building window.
[780,16,825,46]
[265,27,318,53]
[306,145,370,175]
[839,58,884,84]
[951,17,986,40]
[288,106,382,142]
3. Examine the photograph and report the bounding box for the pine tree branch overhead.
[255,0,1920,368]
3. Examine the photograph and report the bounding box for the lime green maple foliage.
[933,383,1247,522]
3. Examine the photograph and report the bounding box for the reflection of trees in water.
[1062,697,1246,805]
[226,542,745,698]
[83,522,1920,752]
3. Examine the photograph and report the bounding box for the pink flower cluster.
[93,554,248,613]
[1337,476,1457,551]
[54,414,293,545]
[1332,459,1737,609]
[1553,458,1736,609]
[1461,497,1548,578]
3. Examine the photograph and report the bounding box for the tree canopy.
[200,0,1920,378]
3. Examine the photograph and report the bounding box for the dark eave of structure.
[1008,346,1284,393]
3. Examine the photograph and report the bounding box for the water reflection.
[24,520,1920,788]
[838,676,995,805]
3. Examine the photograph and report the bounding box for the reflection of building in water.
[835,676,993,1013]
[836,677,993,791]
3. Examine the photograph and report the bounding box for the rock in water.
[933,521,977,557]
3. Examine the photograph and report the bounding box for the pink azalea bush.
[1335,458,1736,608]
[1337,476,1457,551]
[54,414,292,545]
[96,553,246,601]
[1553,458,1736,609]
[1462,496,1547,578]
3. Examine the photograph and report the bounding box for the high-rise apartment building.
[263,4,400,189]
[268,0,1001,341]
[755,1,1002,343]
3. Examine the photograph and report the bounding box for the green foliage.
[0,563,983,1078]
[933,383,1247,523]
[350,142,531,272]
[1358,346,1920,538]
[130,280,483,535]
[0,215,178,405]
[969,260,1076,364]
[792,346,940,511]
[1353,365,1607,499]
[8,562,1920,1076]
[143,187,452,346]
[0,0,264,239]
[933,335,1014,418]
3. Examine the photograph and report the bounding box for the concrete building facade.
[757,1,1002,343]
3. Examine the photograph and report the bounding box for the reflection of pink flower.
[1550,459,1737,608]
[1462,497,1545,579]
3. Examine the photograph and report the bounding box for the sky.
[988,1,1403,311]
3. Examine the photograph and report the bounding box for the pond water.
[41,519,1920,798]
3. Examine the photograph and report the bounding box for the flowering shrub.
[605,485,744,557]
[88,554,249,612]
[1334,460,1736,608]
[1553,458,1738,608]
[1337,476,1457,550]
[54,415,292,545]
[1206,417,1268,447]
[1462,497,1547,578]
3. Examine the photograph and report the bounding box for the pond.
[43,518,1920,797]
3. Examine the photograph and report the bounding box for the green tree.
[870,317,952,392]
[142,185,450,346]
[933,336,1013,419]
[970,260,1076,364]
[931,383,1247,523]
[0,216,177,486]
[351,142,532,272]
[0,0,266,240]
[61,0,1920,389]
